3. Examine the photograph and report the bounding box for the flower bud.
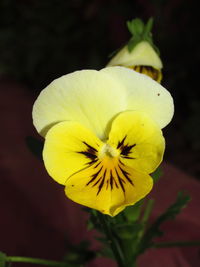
[107,19,163,83]
[107,41,162,83]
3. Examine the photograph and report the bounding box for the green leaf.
[87,219,94,230]
[115,222,143,239]
[126,17,160,54]
[123,200,143,222]
[95,236,108,245]
[139,192,191,254]
[143,17,153,37]
[127,18,144,36]
[0,252,6,267]
[158,192,191,221]
[63,241,95,265]
[88,209,103,232]
[151,167,162,183]
[98,246,114,259]
[26,136,44,161]
[127,35,141,52]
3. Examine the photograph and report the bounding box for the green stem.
[97,212,125,267]
[141,199,155,224]
[138,199,154,240]
[6,256,66,266]
[153,241,200,248]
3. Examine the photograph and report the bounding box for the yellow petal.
[43,121,103,185]
[108,111,165,174]
[33,70,126,138]
[107,41,163,70]
[101,66,174,129]
[65,158,153,217]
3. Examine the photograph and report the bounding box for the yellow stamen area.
[98,143,120,159]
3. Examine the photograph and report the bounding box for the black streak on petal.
[115,168,125,193]
[86,165,103,186]
[83,141,98,152]
[86,159,98,166]
[97,169,106,195]
[117,136,136,158]
[121,144,136,156]
[117,136,127,149]
[121,156,135,159]
[111,170,119,189]
[106,179,109,190]
[78,151,97,161]
[93,161,101,169]
[110,171,113,190]
[118,165,134,186]
[78,141,98,165]
[93,176,102,187]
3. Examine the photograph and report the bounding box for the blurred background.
[0,0,200,266]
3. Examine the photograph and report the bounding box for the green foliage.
[63,241,95,266]
[123,200,143,222]
[0,248,94,267]
[139,192,191,254]
[86,201,151,265]
[141,199,155,224]
[0,252,6,267]
[151,167,162,183]
[127,18,159,54]
[84,190,191,266]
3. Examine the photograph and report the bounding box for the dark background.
[0,0,199,178]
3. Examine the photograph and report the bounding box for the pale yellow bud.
[107,41,163,83]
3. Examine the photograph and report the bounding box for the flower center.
[98,143,119,159]
[74,138,137,197]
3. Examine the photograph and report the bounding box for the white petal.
[33,70,127,139]
[101,66,174,129]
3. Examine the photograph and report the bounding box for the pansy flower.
[33,66,174,216]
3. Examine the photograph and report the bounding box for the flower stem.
[6,256,66,266]
[138,199,154,240]
[153,241,200,248]
[97,212,125,267]
[141,199,154,224]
